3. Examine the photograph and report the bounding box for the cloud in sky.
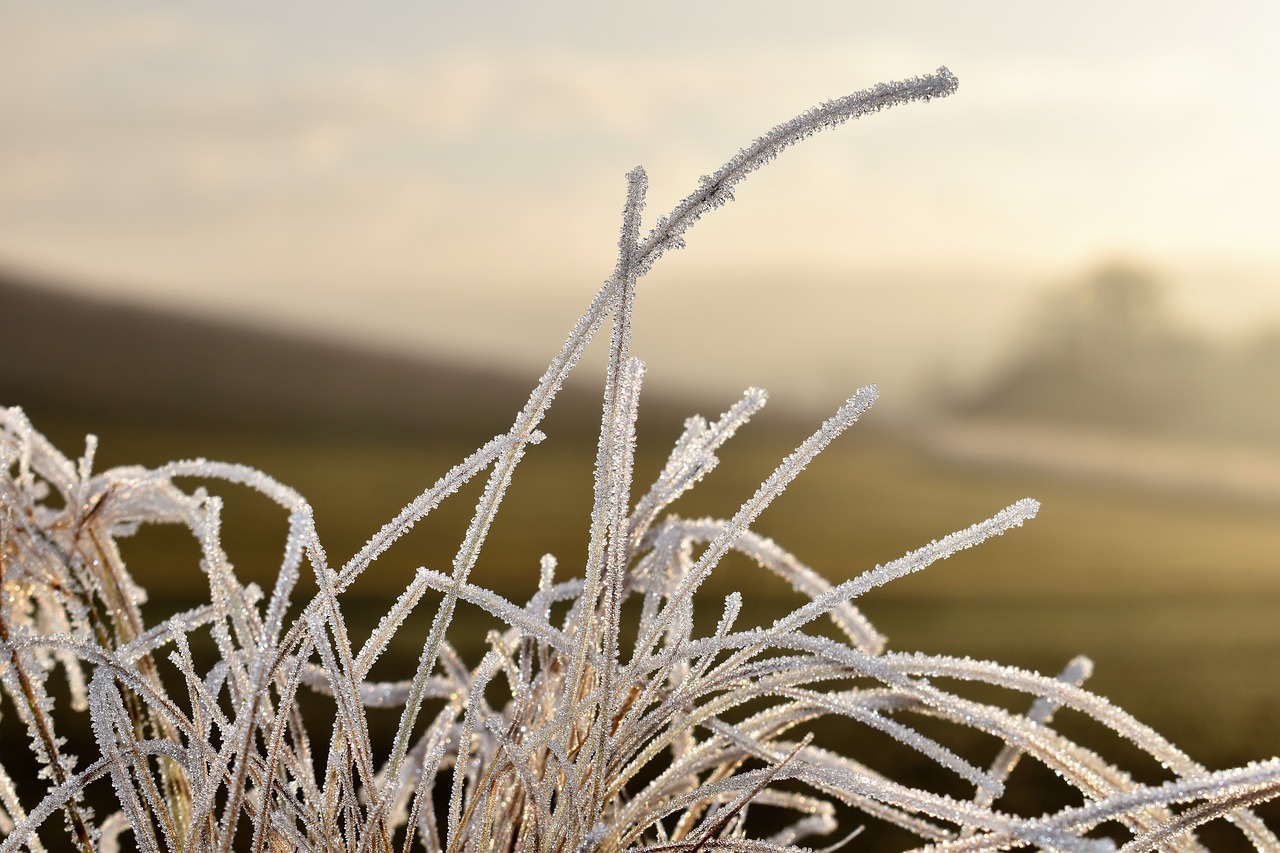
[2,2,1278,410]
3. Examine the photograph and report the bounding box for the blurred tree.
[956,262,1246,440]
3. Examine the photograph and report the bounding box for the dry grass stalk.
[2,67,1278,853]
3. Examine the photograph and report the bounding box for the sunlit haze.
[3,2,1278,413]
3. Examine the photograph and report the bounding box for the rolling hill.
[0,267,602,441]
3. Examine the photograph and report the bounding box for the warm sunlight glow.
[2,2,1278,411]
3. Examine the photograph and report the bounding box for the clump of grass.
[2,67,1278,853]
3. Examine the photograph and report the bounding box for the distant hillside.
[0,268,604,440]
[953,263,1280,448]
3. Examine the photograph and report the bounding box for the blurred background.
[3,1,1279,845]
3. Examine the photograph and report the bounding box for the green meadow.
[32,414,1279,775]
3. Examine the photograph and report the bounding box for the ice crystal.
[2,66,1278,852]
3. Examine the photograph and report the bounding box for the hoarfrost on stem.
[2,65,1278,853]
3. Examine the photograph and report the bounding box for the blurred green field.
[17,411,1280,847]
[52,409,1280,600]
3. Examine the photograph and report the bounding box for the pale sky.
[3,2,1279,414]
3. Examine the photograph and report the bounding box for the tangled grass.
[2,67,1279,853]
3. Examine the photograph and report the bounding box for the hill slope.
[0,269,597,440]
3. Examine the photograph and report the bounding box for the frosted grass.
[2,67,1277,852]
